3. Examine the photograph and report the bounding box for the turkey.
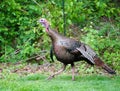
[38,18,116,80]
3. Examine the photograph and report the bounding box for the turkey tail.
[102,64,116,74]
[94,56,116,74]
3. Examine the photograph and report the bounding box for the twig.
[25,55,45,62]
[14,49,21,55]
[32,0,41,7]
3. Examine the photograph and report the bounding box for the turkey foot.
[47,64,67,80]
[47,75,54,80]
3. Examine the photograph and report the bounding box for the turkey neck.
[46,26,64,43]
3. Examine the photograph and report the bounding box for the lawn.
[0,73,120,91]
[0,63,119,91]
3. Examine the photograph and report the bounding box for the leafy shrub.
[0,0,119,72]
[81,23,120,70]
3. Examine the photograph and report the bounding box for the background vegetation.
[0,0,120,72]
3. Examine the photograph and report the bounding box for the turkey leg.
[71,63,75,81]
[47,63,67,80]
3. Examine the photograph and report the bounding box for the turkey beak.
[37,19,42,24]
[38,19,45,27]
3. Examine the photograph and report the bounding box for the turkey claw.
[47,75,54,80]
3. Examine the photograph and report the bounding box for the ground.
[0,62,119,91]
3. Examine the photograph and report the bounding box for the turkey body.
[38,18,116,80]
[53,37,87,64]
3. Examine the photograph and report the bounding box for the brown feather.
[94,56,116,74]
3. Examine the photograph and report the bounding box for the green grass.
[0,73,120,91]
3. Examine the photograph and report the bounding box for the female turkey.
[38,18,116,80]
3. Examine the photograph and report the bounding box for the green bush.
[0,0,119,71]
[81,23,120,70]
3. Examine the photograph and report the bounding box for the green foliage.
[0,0,43,62]
[81,23,120,70]
[0,0,120,71]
